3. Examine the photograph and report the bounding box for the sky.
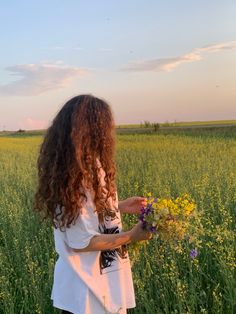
[0,0,236,130]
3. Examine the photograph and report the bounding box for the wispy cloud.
[123,40,236,72]
[0,63,89,96]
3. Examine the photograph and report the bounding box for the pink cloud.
[0,63,89,96]
[20,118,49,130]
[123,40,236,72]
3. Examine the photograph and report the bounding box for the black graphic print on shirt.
[98,210,128,275]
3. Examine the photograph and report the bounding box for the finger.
[136,196,146,201]
[144,230,152,239]
[137,196,147,203]
[148,233,153,240]
[141,201,147,208]
[138,221,143,226]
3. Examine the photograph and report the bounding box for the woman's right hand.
[129,221,153,242]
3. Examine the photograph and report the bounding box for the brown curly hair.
[33,94,117,230]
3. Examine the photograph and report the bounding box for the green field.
[0,127,235,313]
[1,119,236,137]
[117,120,236,129]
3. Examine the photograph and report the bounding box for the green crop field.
[0,128,235,314]
[116,120,236,129]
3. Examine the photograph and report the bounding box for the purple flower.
[190,249,198,259]
[139,214,145,222]
[146,204,152,214]
[149,226,157,233]
[138,202,156,231]
[140,207,146,214]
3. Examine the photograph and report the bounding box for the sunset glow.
[0,1,235,130]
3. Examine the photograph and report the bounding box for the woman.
[34,94,152,314]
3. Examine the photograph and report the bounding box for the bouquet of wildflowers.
[133,193,203,259]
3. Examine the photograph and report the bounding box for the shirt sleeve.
[64,197,101,250]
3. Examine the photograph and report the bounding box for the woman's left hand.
[119,196,147,214]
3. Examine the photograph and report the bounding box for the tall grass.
[0,131,235,314]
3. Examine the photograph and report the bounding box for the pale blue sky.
[0,1,236,130]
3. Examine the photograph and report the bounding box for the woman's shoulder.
[53,193,96,222]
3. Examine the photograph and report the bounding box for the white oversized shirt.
[50,162,136,314]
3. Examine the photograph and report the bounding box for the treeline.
[140,120,161,132]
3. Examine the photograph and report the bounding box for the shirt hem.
[127,305,136,309]
[51,300,80,314]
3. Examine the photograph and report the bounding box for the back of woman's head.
[34,94,116,229]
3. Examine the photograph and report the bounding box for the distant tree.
[152,122,160,132]
[144,120,151,128]
[17,129,25,133]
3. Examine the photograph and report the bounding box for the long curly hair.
[33,94,117,230]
